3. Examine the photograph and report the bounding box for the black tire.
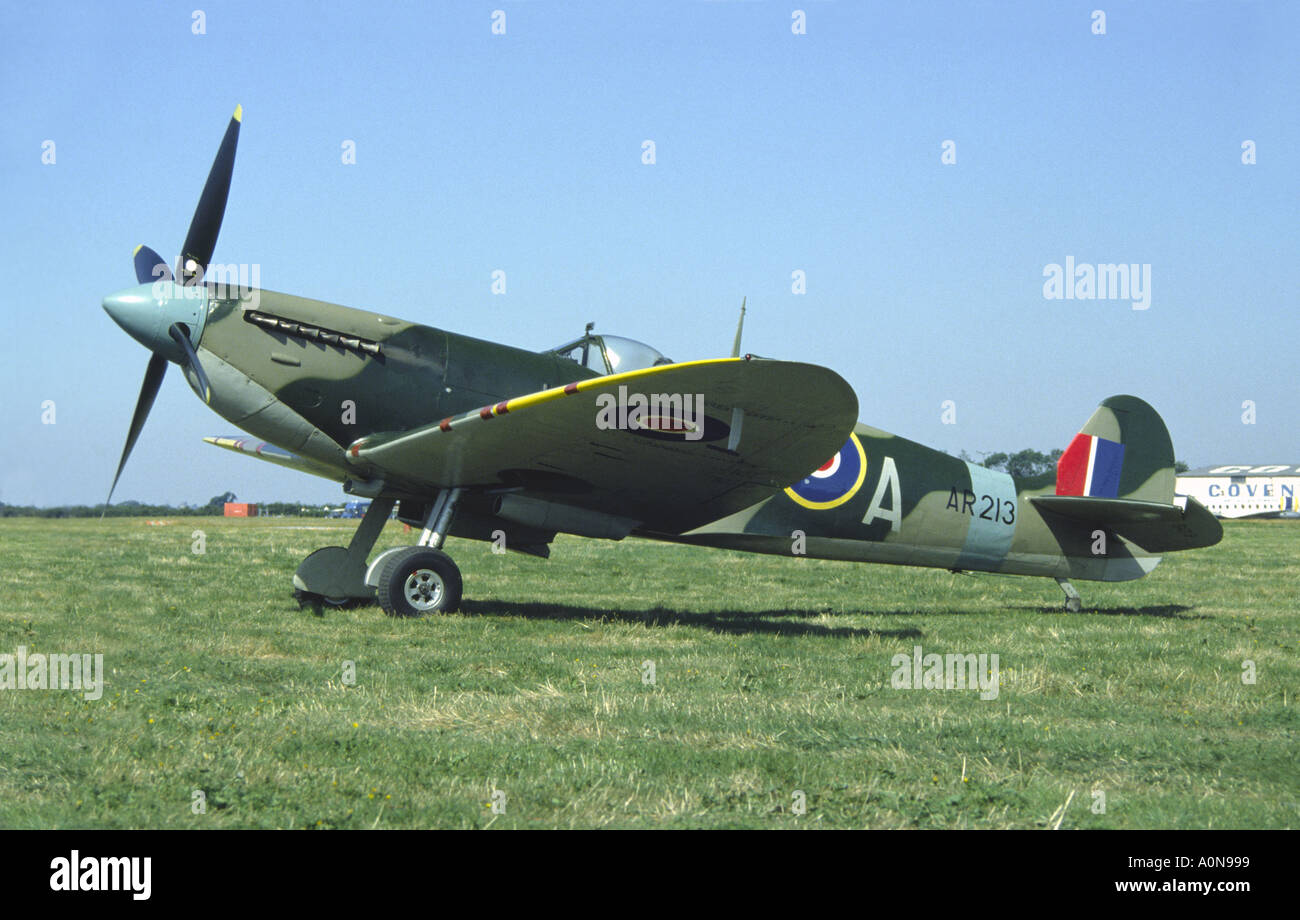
[376,547,462,616]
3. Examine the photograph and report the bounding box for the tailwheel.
[376,547,463,617]
[1055,577,1083,613]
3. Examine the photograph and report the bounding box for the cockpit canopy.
[547,334,673,376]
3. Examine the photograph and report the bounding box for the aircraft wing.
[347,357,858,534]
[204,436,346,482]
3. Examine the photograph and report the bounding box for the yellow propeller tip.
[233,104,243,123]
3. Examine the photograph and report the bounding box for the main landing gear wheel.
[376,547,463,617]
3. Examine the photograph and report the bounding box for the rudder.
[1055,395,1174,504]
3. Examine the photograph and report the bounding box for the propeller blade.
[104,353,168,512]
[132,244,173,285]
[179,104,242,285]
[168,323,212,404]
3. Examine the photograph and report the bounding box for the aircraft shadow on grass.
[296,595,924,639]
[298,594,1202,628]
[1009,603,1205,620]
[454,599,924,639]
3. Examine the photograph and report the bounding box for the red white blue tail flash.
[1056,433,1125,498]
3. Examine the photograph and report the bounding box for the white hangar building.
[1176,465,1300,519]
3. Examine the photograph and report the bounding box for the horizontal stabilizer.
[1030,494,1222,552]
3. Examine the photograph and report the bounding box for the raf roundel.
[784,433,868,510]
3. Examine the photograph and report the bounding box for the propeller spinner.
[101,105,241,509]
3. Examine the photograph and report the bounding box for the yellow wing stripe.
[501,357,741,416]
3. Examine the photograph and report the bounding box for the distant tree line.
[978,449,1064,480]
[0,491,337,518]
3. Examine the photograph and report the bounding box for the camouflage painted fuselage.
[190,286,1213,584]
[668,424,1158,582]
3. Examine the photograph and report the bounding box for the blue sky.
[2,1,1296,506]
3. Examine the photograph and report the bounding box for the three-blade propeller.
[104,106,241,511]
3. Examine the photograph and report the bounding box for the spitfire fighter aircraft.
[102,108,1222,616]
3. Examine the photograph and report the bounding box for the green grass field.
[0,516,1294,828]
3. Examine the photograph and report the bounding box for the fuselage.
[135,282,1160,583]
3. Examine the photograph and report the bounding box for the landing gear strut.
[1055,577,1083,613]
[374,489,463,617]
[293,496,396,608]
[293,490,466,617]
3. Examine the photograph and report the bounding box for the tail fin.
[1054,395,1174,502]
[1032,395,1221,553]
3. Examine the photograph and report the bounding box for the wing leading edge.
[203,436,346,482]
